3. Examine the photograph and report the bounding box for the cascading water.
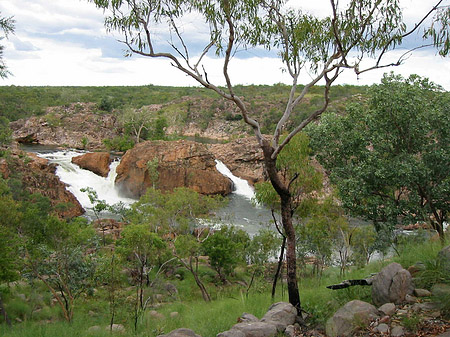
[27,146,273,234]
[214,160,255,200]
[35,150,136,218]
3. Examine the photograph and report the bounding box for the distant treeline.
[0,84,367,123]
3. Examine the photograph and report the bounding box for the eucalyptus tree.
[0,12,14,79]
[89,0,449,312]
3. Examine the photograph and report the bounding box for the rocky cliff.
[115,140,232,198]
[0,150,84,218]
[208,137,265,185]
[10,103,120,150]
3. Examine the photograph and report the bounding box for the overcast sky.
[1,0,449,89]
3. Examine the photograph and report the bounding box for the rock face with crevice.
[115,140,232,198]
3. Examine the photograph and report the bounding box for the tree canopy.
[308,73,450,239]
[90,0,450,311]
[0,12,14,79]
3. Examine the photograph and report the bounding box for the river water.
[25,145,273,235]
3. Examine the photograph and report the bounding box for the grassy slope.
[1,237,447,337]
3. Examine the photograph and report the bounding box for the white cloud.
[1,0,449,89]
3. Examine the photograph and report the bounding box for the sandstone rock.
[414,288,432,297]
[231,322,278,337]
[170,312,179,319]
[4,150,84,218]
[284,325,298,337]
[261,302,297,332]
[208,137,264,185]
[115,140,232,198]
[372,263,414,306]
[72,152,112,177]
[157,328,202,337]
[378,303,396,316]
[405,294,418,303]
[325,300,380,337]
[10,103,120,150]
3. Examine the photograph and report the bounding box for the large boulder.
[227,322,278,337]
[115,140,232,198]
[325,300,381,337]
[260,302,297,332]
[372,263,414,306]
[157,328,202,337]
[72,152,112,177]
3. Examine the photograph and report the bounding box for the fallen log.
[326,277,374,290]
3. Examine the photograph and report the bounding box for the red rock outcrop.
[115,140,232,198]
[9,103,120,150]
[72,152,112,177]
[208,137,265,185]
[0,150,84,218]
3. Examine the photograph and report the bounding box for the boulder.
[325,300,380,337]
[72,152,112,177]
[260,302,297,332]
[378,303,396,316]
[372,263,414,306]
[217,330,246,337]
[230,322,278,337]
[115,140,232,198]
[238,313,259,323]
[157,328,202,337]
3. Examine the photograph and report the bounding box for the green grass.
[1,236,449,337]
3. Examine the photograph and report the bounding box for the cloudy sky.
[1,0,449,89]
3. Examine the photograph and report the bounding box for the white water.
[28,147,273,234]
[37,150,136,211]
[215,160,255,200]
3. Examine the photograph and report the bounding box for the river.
[24,145,274,236]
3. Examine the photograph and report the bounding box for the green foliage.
[201,226,250,282]
[102,135,135,151]
[253,133,322,211]
[126,187,225,235]
[308,73,450,236]
[0,116,12,147]
[0,12,15,79]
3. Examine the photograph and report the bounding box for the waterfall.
[37,150,136,210]
[215,160,255,200]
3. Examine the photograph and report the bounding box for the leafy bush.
[102,135,135,151]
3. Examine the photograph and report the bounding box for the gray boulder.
[260,302,297,332]
[231,322,278,337]
[372,263,414,306]
[217,330,246,337]
[157,328,202,337]
[325,300,380,337]
[239,313,259,323]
